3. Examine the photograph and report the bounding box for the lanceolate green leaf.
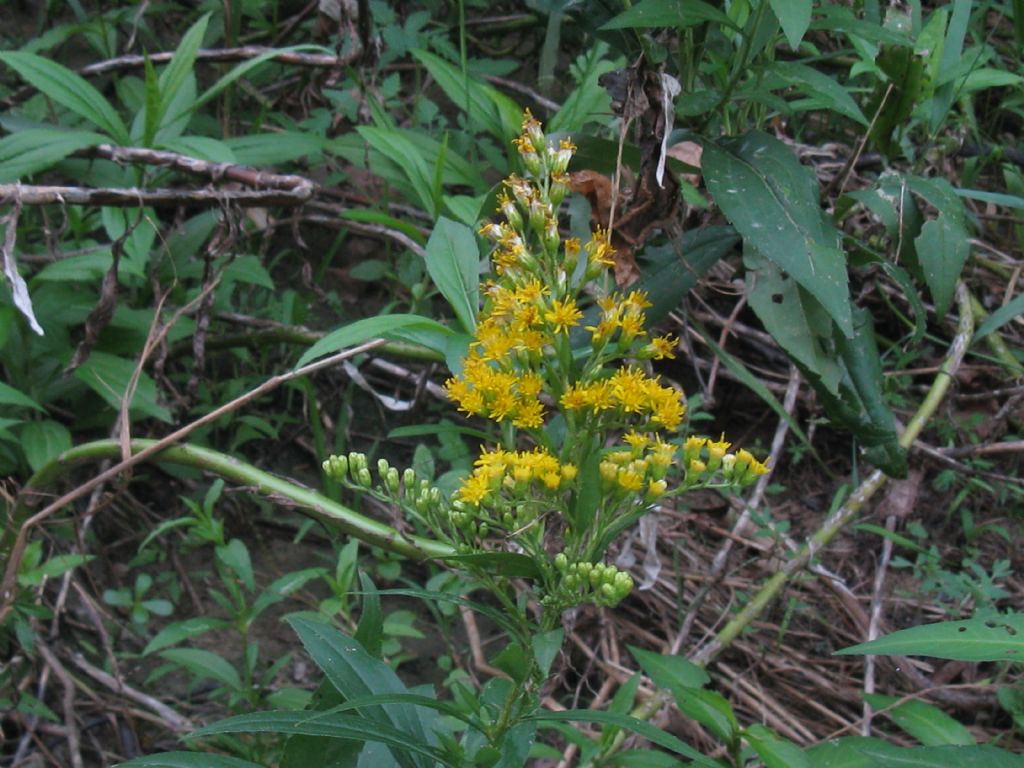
[159,648,242,691]
[411,49,520,142]
[0,52,128,143]
[190,711,452,767]
[0,129,108,182]
[854,745,1024,767]
[768,0,812,49]
[287,618,438,768]
[863,694,975,747]
[704,130,853,337]
[974,292,1024,343]
[357,126,437,219]
[295,314,454,369]
[772,62,869,126]
[157,12,210,133]
[425,217,480,334]
[600,0,735,30]
[73,351,172,423]
[117,751,265,768]
[907,176,970,317]
[528,710,723,767]
[837,614,1024,661]
[744,724,809,768]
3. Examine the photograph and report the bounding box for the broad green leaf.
[768,0,812,49]
[0,129,107,182]
[0,52,128,143]
[810,7,913,47]
[295,314,454,369]
[0,381,44,412]
[357,126,437,218]
[144,617,232,655]
[629,645,710,691]
[746,249,843,393]
[837,614,1024,661]
[703,131,853,337]
[287,618,438,768]
[20,419,71,472]
[528,710,723,767]
[532,629,564,678]
[495,721,536,768]
[745,724,808,768]
[914,216,969,317]
[424,217,480,334]
[864,694,975,746]
[772,62,869,126]
[73,352,172,423]
[974,292,1024,342]
[443,194,486,227]
[636,227,741,326]
[600,0,734,30]
[116,751,264,768]
[159,648,242,691]
[190,711,451,766]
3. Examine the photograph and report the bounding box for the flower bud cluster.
[322,452,446,522]
[681,436,770,488]
[544,553,635,609]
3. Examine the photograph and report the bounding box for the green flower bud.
[386,467,400,494]
[377,458,390,478]
[554,553,569,572]
[357,467,372,488]
[403,467,416,490]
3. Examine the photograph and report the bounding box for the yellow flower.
[646,335,678,360]
[545,297,583,334]
[623,431,649,452]
[512,399,545,429]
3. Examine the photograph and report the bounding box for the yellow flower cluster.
[682,435,770,487]
[595,431,677,501]
[561,366,686,431]
[455,447,577,507]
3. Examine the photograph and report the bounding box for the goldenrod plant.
[325,110,766,625]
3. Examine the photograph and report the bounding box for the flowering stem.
[19,439,454,561]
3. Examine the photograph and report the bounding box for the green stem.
[969,290,1024,377]
[16,439,454,562]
